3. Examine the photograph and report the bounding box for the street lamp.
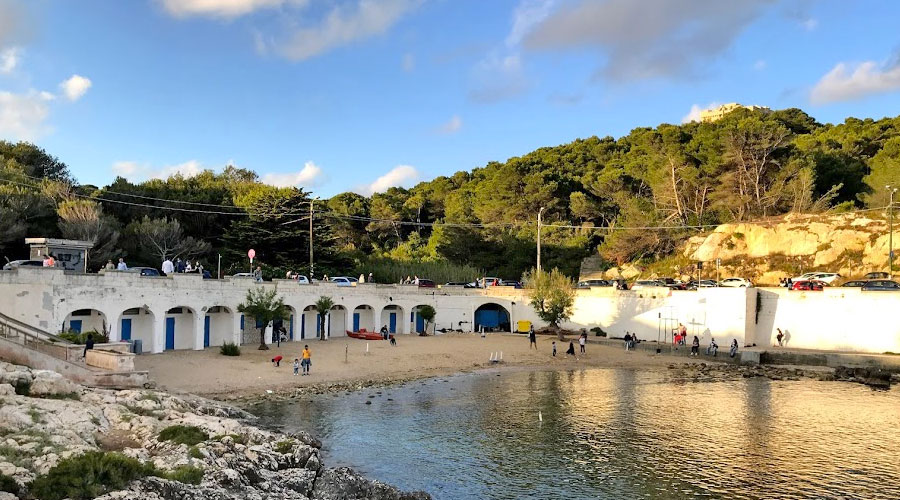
[537,207,545,272]
[888,186,897,277]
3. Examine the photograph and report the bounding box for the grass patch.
[137,392,161,403]
[220,342,241,356]
[165,465,203,485]
[590,327,607,337]
[121,404,162,418]
[28,451,158,500]
[274,441,294,454]
[733,232,745,240]
[158,425,208,447]
[38,392,81,401]
[27,407,41,423]
[0,473,19,495]
[0,444,29,468]
[188,446,203,459]
[213,433,247,445]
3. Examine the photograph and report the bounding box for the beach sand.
[135,333,693,400]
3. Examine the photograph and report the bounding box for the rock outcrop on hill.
[581,213,898,285]
[0,361,429,500]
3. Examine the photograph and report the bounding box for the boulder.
[311,467,431,500]
[0,383,15,396]
[29,370,79,397]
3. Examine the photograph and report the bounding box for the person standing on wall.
[117,258,128,271]
[253,266,262,283]
[162,258,174,276]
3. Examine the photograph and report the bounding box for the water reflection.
[250,369,900,500]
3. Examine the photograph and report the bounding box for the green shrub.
[164,465,203,485]
[0,472,19,495]
[188,446,203,459]
[220,342,241,356]
[591,327,607,337]
[274,440,294,454]
[158,425,208,446]
[28,451,157,500]
[58,329,109,345]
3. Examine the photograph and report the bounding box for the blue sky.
[2,0,900,196]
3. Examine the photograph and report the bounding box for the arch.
[273,305,298,342]
[410,304,434,335]
[351,304,376,333]
[117,307,154,353]
[203,306,234,348]
[63,309,108,337]
[301,305,319,340]
[328,305,348,338]
[165,306,196,350]
[474,303,511,333]
[380,304,405,334]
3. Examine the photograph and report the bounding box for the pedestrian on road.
[579,333,586,354]
[301,345,312,375]
[529,326,537,349]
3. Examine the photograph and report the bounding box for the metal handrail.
[0,310,72,344]
[0,311,77,362]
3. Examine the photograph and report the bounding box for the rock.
[278,468,317,496]
[833,366,893,389]
[0,492,18,500]
[0,383,15,396]
[29,370,79,397]
[312,467,431,500]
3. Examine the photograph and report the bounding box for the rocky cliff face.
[582,213,898,285]
[0,361,429,500]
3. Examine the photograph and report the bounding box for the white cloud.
[811,59,900,104]
[753,59,766,71]
[278,0,420,61]
[681,102,720,124]
[159,0,296,18]
[262,161,325,187]
[402,52,415,72]
[469,52,529,103]
[356,165,419,195]
[111,160,208,181]
[59,75,92,101]
[506,0,555,48]
[524,0,775,82]
[801,18,818,31]
[0,47,19,73]
[436,115,462,134]
[0,90,53,140]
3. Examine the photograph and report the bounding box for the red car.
[792,279,826,291]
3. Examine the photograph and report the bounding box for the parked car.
[295,275,309,284]
[719,277,753,288]
[577,279,610,288]
[792,272,841,284]
[499,279,523,288]
[331,276,358,287]
[232,272,253,278]
[2,259,44,270]
[791,279,826,291]
[658,277,687,290]
[840,280,869,287]
[861,280,900,291]
[631,279,665,290]
[864,272,890,280]
[698,280,719,287]
[444,281,468,286]
[417,279,436,288]
[202,270,212,279]
[479,277,501,287]
[128,267,161,277]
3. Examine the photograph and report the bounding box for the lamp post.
[537,207,545,272]
[888,186,897,277]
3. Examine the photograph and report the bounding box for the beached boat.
[346,329,385,340]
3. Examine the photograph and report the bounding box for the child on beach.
[552,341,557,356]
[271,355,283,367]
[293,358,300,375]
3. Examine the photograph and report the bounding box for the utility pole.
[888,186,897,277]
[309,198,315,279]
[217,253,221,280]
[537,207,545,272]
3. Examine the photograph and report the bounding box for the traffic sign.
[248,249,256,263]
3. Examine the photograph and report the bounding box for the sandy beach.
[134,333,690,400]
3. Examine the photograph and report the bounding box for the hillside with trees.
[3,107,900,280]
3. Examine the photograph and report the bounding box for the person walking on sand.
[624,332,632,351]
[552,341,557,357]
[293,358,300,376]
[776,328,784,346]
[579,333,586,354]
[529,326,537,349]
[691,335,700,356]
[566,341,576,357]
[301,345,312,375]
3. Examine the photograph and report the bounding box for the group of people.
[530,329,587,357]
[379,325,398,345]
[622,331,640,350]
[104,258,129,271]
[400,276,420,285]
[271,345,313,375]
[41,254,57,267]
[161,257,204,275]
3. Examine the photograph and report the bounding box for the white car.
[295,275,310,284]
[719,277,753,288]
[792,272,840,284]
[330,276,358,287]
[631,279,665,290]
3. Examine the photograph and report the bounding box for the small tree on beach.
[523,267,575,340]
[237,288,287,350]
[314,296,334,340]
[417,305,435,336]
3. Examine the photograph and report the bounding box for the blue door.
[353,313,360,332]
[317,314,322,336]
[301,314,305,339]
[165,317,175,350]
[120,318,132,341]
[389,312,397,333]
[289,314,294,340]
[415,313,426,334]
[69,320,82,333]
[240,314,245,331]
[204,316,210,348]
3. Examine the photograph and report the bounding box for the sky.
[2,0,900,197]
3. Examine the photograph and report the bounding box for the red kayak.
[346,329,384,340]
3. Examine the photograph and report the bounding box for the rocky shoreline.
[0,361,430,500]
[665,361,897,389]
